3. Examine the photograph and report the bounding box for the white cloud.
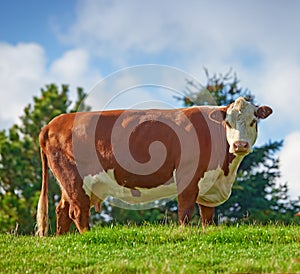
[256,62,300,126]
[0,43,101,129]
[48,48,100,91]
[0,42,46,125]
[280,131,300,200]
[62,0,182,54]
[50,49,89,81]
[84,65,199,111]
[59,1,300,66]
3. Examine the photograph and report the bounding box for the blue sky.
[0,0,74,60]
[0,0,300,198]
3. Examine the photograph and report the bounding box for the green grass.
[1,224,300,273]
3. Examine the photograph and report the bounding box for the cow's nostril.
[233,141,249,153]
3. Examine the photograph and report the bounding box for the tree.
[180,69,300,224]
[0,84,89,234]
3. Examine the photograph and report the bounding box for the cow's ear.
[256,106,273,119]
[209,108,226,123]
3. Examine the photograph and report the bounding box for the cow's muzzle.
[233,141,250,155]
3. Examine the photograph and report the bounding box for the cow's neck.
[229,154,245,175]
[196,152,246,207]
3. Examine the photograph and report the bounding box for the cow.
[36,97,272,236]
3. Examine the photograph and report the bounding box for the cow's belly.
[83,169,177,205]
[196,166,236,207]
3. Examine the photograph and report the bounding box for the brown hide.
[36,106,236,236]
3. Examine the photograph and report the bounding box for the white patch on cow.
[225,97,258,154]
[197,156,244,207]
[83,169,177,205]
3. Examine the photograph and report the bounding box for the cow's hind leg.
[49,150,91,234]
[56,197,72,235]
[57,192,90,234]
[68,193,90,234]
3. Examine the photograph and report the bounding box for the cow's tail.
[36,148,49,236]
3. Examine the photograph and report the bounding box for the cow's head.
[212,97,272,156]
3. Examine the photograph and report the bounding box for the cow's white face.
[224,97,272,156]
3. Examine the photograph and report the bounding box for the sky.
[0,0,299,199]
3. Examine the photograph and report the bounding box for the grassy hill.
[1,224,300,273]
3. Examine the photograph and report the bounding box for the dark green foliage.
[0,84,88,234]
[182,68,254,106]
[107,199,179,226]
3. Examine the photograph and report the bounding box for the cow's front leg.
[198,204,215,229]
[177,184,198,225]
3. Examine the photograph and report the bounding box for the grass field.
[1,224,300,273]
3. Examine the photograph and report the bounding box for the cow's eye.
[226,121,232,128]
[250,119,257,127]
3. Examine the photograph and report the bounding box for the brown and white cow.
[36,97,272,236]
